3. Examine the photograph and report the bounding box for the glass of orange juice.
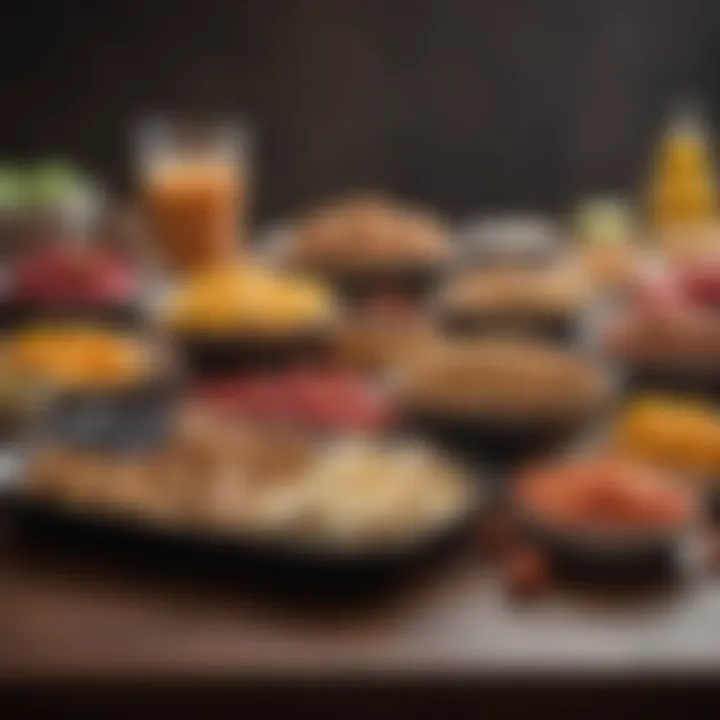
[137,117,249,273]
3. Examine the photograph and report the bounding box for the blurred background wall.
[4,0,720,222]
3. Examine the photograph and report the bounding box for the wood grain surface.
[1,515,719,685]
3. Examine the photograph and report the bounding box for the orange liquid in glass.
[144,161,242,272]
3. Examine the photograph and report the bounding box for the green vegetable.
[0,164,24,211]
[25,160,87,208]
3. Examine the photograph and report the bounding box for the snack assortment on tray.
[25,407,474,551]
[9,109,720,590]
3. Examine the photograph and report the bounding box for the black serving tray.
[1,478,482,592]
[2,385,484,590]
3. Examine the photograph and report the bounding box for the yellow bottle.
[648,108,719,231]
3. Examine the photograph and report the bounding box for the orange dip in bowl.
[515,458,694,535]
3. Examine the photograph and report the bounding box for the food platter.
[0,441,483,590]
[1,476,482,591]
[2,121,720,603]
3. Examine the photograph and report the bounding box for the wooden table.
[2,518,720,715]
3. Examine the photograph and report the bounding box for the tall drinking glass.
[137,118,248,273]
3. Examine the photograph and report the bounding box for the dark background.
[4,0,720,223]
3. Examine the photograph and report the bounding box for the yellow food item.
[7,326,151,390]
[615,396,720,477]
[163,264,334,334]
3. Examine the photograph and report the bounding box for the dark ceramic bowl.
[314,261,447,308]
[173,326,336,378]
[401,404,602,471]
[621,361,720,403]
[699,482,720,523]
[0,297,145,332]
[438,308,582,345]
[515,508,697,582]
